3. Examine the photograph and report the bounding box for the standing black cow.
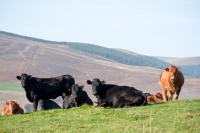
[63,84,93,109]
[87,78,147,108]
[39,99,61,110]
[16,73,75,111]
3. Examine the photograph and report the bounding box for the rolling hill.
[1,31,199,77]
[0,31,200,112]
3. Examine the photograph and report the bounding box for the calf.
[16,73,75,111]
[87,78,147,108]
[39,99,61,110]
[63,84,93,109]
[147,92,164,104]
[2,101,24,115]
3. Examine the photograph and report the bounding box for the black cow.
[87,78,147,108]
[16,73,75,111]
[63,84,93,109]
[39,99,61,110]
[62,96,76,109]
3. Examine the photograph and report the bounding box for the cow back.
[105,86,147,107]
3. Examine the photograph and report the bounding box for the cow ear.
[16,76,21,80]
[177,67,181,71]
[101,81,106,84]
[87,80,92,84]
[165,68,169,71]
[80,85,84,90]
[6,102,9,105]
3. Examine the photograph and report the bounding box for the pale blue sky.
[0,1,200,57]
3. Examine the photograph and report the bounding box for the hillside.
[1,31,200,77]
[0,32,200,111]
[0,31,171,69]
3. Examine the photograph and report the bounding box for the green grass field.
[0,83,23,91]
[0,100,200,133]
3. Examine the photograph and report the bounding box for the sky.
[0,0,200,58]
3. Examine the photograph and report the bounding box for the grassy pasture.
[0,83,23,91]
[0,100,200,133]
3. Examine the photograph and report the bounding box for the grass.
[0,100,200,133]
[0,83,23,91]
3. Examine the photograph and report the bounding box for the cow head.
[165,65,180,81]
[87,78,105,96]
[147,92,163,104]
[6,101,18,113]
[71,84,84,101]
[16,73,32,88]
[155,92,163,100]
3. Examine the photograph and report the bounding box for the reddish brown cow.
[159,65,184,102]
[2,101,24,115]
[147,92,164,104]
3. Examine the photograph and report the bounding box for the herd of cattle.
[1,65,184,115]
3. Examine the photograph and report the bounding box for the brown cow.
[147,92,164,104]
[159,65,184,102]
[2,101,24,115]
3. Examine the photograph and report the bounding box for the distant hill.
[115,49,200,78]
[155,56,200,66]
[154,56,200,78]
[0,31,199,78]
[0,31,168,69]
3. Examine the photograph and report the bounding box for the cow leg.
[167,91,173,101]
[33,95,39,112]
[174,89,181,100]
[162,87,168,102]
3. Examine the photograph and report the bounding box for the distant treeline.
[0,31,199,78]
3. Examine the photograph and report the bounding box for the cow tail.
[141,93,147,106]
[159,71,164,85]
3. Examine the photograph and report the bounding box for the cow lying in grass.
[2,101,24,115]
[63,84,93,109]
[147,92,164,104]
[87,78,147,108]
